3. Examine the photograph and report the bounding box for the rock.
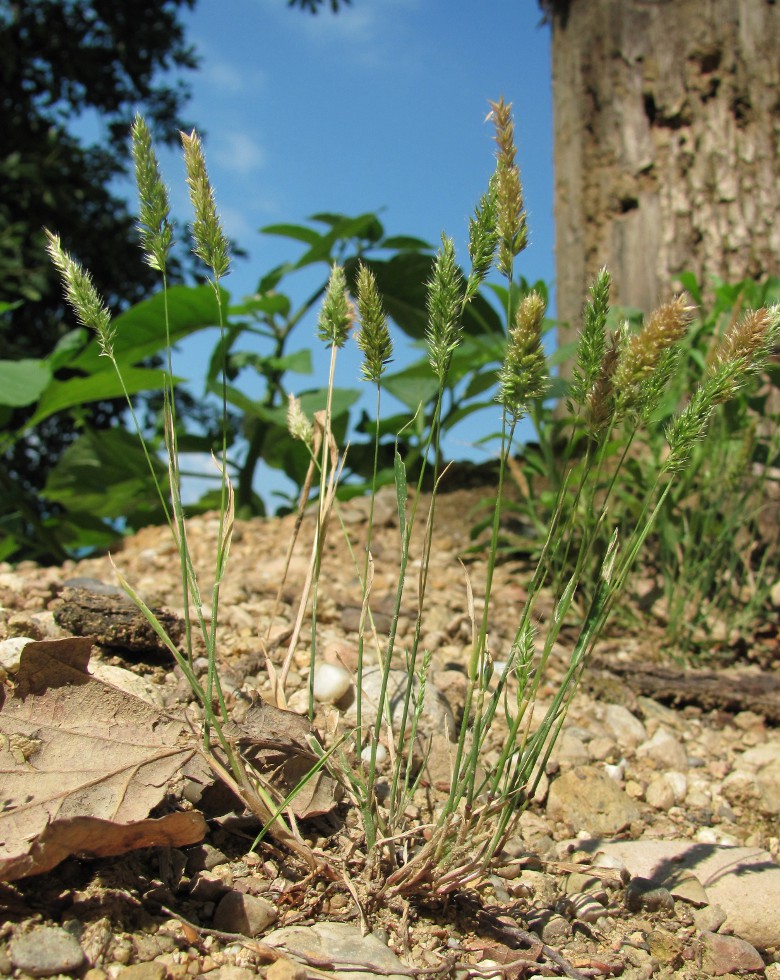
[345,667,456,741]
[117,964,167,980]
[266,958,308,980]
[213,891,278,936]
[0,636,34,671]
[625,878,674,913]
[312,663,353,704]
[185,843,228,873]
[669,873,709,907]
[637,727,688,770]
[546,766,640,836]
[263,922,411,980]
[601,703,647,748]
[9,926,85,977]
[694,904,728,934]
[553,730,589,766]
[580,838,780,949]
[700,932,765,976]
[756,758,780,814]
[90,662,165,707]
[645,774,675,810]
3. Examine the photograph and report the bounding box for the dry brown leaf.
[225,695,342,819]
[0,637,207,881]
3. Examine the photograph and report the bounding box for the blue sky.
[154,0,555,504]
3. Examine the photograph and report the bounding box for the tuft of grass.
[47,101,779,902]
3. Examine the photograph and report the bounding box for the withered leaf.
[0,637,207,881]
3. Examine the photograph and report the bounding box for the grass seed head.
[131,114,173,273]
[614,294,694,415]
[488,97,528,278]
[181,129,230,279]
[317,263,354,349]
[356,262,393,383]
[44,230,115,358]
[497,290,549,420]
[426,235,464,380]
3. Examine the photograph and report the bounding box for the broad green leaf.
[260,223,324,246]
[70,285,227,373]
[382,361,440,411]
[27,367,180,429]
[44,427,167,521]
[46,329,88,371]
[0,359,51,407]
[381,235,431,251]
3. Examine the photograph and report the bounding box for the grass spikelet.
[44,230,114,357]
[466,176,499,299]
[489,97,527,278]
[713,307,777,377]
[180,129,230,279]
[571,267,610,409]
[131,114,173,273]
[426,235,464,380]
[584,329,621,436]
[497,290,549,420]
[356,262,393,382]
[287,393,314,445]
[614,295,694,414]
[317,264,354,349]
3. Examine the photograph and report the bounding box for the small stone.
[312,663,352,704]
[266,959,307,980]
[669,873,709,907]
[0,636,34,671]
[185,843,228,873]
[694,904,728,934]
[625,877,674,913]
[646,929,684,966]
[700,931,765,976]
[9,926,85,977]
[117,964,167,980]
[527,910,571,944]
[264,922,410,980]
[637,727,688,771]
[214,891,278,936]
[601,704,647,748]
[546,766,640,836]
[189,870,231,901]
[646,775,675,810]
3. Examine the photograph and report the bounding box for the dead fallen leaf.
[225,695,342,819]
[0,637,207,880]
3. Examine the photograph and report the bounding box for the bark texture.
[545,0,780,342]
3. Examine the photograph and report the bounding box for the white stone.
[312,663,352,704]
[601,704,647,749]
[0,636,33,671]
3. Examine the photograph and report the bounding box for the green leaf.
[70,285,227,372]
[27,366,180,429]
[0,358,52,407]
[46,328,89,371]
[382,360,441,411]
[381,235,432,251]
[259,222,324,245]
[44,426,167,521]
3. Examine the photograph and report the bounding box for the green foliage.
[494,273,780,659]
[0,0,198,542]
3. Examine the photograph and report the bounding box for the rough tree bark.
[543,0,780,343]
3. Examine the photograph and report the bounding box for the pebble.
[700,931,766,976]
[637,727,688,770]
[116,964,167,980]
[312,662,353,704]
[625,878,674,913]
[9,926,85,977]
[601,703,647,748]
[546,766,640,836]
[264,922,411,980]
[213,891,278,936]
[0,635,34,671]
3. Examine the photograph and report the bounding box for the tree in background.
[0,0,198,525]
[541,0,780,341]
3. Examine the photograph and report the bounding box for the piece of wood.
[589,658,780,723]
[53,586,184,656]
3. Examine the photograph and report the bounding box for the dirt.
[0,483,778,979]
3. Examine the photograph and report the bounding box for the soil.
[0,482,778,980]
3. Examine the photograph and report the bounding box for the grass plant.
[46,102,779,900]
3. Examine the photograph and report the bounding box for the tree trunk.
[544,0,780,345]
